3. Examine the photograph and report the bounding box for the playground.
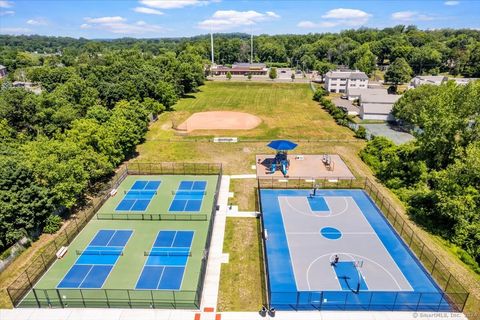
[176,111,261,132]
[260,188,453,311]
[255,140,354,179]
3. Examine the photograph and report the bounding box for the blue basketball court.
[57,229,133,289]
[135,230,194,290]
[168,181,206,212]
[115,180,161,211]
[260,189,453,311]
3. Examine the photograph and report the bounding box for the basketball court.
[260,189,452,311]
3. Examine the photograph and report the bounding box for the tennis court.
[57,229,132,289]
[260,189,453,311]
[169,180,207,212]
[115,180,161,211]
[136,230,194,290]
[18,174,219,309]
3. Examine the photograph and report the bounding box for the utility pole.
[210,32,214,64]
[250,33,253,64]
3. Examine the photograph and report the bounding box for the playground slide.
[281,162,287,176]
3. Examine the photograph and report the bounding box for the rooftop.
[326,69,369,80]
[362,103,395,115]
[348,88,387,96]
[361,92,401,104]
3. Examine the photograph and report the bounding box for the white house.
[408,75,448,89]
[359,92,401,121]
[324,69,369,93]
[0,65,7,79]
[346,87,387,101]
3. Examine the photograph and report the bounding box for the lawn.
[151,81,357,140]
[217,218,265,311]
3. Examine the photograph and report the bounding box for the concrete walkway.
[200,175,230,311]
[226,205,258,218]
[0,308,467,320]
[230,174,257,179]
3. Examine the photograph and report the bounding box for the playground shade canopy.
[267,140,298,151]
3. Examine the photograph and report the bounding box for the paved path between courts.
[0,308,468,320]
[200,175,230,311]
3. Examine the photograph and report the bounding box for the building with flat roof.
[324,69,369,93]
[408,75,448,89]
[211,62,268,76]
[346,87,387,101]
[359,92,401,121]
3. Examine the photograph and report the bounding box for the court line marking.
[278,200,302,291]
[57,229,133,289]
[328,253,370,292]
[135,230,194,291]
[281,196,349,218]
[155,266,166,290]
[305,252,404,291]
[287,232,376,235]
[347,196,414,291]
[76,265,94,289]
[170,180,208,213]
[117,180,160,212]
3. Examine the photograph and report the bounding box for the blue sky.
[0,0,479,38]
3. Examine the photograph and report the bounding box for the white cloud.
[298,8,371,29]
[0,1,13,8]
[0,27,31,34]
[139,0,216,9]
[81,16,165,35]
[391,11,436,22]
[444,1,460,5]
[133,6,164,15]
[84,16,126,24]
[0,9,14,16]
[198,10,280,30]
[26,18,48,26]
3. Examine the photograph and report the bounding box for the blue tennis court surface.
[115,180,161,211]
[136,230,194,290]
[57,230,132,289]
[168,181,206,212]
[261,189,453,311]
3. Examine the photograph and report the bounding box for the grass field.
[217,218,265,311]
[154,82,357,140]
[17,174,218,309]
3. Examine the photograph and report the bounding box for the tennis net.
[144,250,191,257]
[76,249,123,256]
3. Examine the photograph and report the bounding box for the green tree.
[384,58,413,88]
[226,71,232,80]
[269,67,277,80]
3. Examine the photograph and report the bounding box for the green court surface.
[19,175,218,309]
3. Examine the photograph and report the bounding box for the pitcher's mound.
[177,111,261,132]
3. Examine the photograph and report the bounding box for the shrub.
[313,88,327,101]
[355,126,367,139]
[43,215,63,234]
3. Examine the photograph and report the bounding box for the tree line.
[0,45,205,251]
[2,26,480,80]
[360,81,480,273]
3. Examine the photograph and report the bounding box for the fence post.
[32,289,41,308]
[431,257,438,274]
[105,289,110,308]
[419,243,425,260]
[56,289,64,308]
[444,274,452,292]
[415,292,422,311]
